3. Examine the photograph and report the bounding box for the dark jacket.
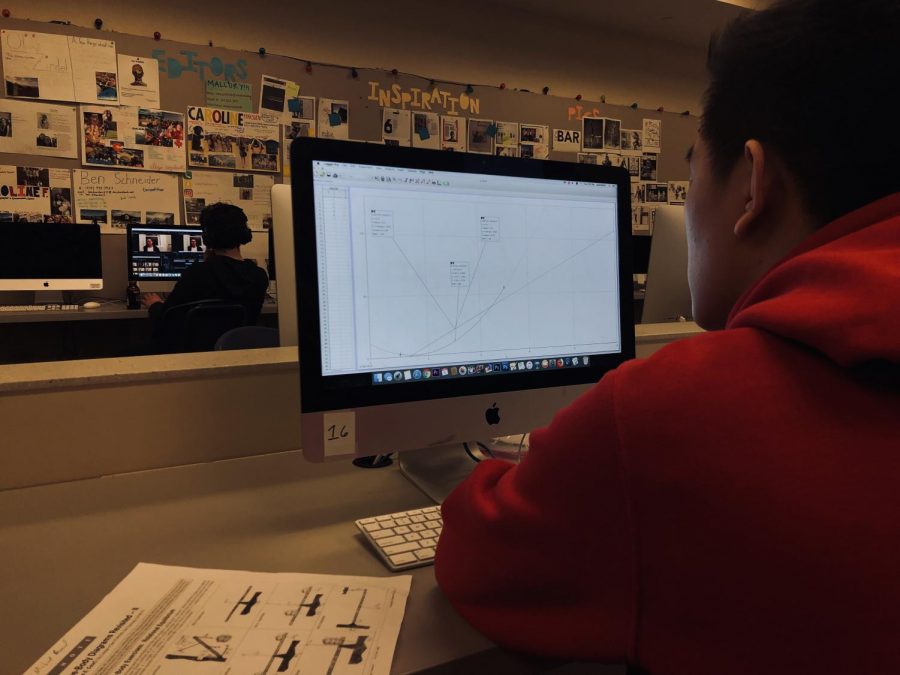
[149,255,269,329]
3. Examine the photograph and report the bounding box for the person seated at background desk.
[142,203,269,328]
[435,1,900,673]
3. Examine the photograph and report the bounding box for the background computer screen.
[0,222,102,290]
[296,143,634,413]
[127,225,205,281]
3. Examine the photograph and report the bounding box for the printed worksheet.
[25,563,411,675]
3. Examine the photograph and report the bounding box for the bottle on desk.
[126,281,141,310]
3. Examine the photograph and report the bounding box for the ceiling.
[482,0,765,50]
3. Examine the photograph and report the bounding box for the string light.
[630,102,638,110]
[153,31,161,41]
[499,82,506,90]
[93,18,102,29]
[258,47,266,56]
[542,86,550,95]
[575,94,582,101]
[305,61,313,74]
[351,68,359,79]
[465,84,474,95]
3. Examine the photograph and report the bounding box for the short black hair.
[701,0,900,225]
[199,202,252,249]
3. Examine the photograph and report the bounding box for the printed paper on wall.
[183,170,275,230]
[1,31,118,104]
[0,165,73,223]
[317,98,349,140]
[82,106,186,173]
[440,116,466,151]
[0,99,77,159]
[382,108,411,146]
[186,106,280,172]
[117,54,161,108]
[73,169,181,234]
[411,111,440,149]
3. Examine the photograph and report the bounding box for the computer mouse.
[82,301,101,309]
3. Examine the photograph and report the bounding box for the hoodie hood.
[727,192,900,367]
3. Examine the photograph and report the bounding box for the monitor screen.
[127,226,205,281]
[294,139,634,422]
[0,222,102,291]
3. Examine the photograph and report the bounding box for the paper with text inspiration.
[183,170,274,231]
[0,165,72,223]
[117,54,161,108]
[0,99,77,159]
[73,170,181,234]
[25,562,411,675]
[81,106,186,173]
[1,30,118,104]
[187,105,281,172]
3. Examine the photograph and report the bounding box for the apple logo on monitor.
[43,281,50,287]
[485,403,500,425]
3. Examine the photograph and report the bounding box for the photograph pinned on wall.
[411,111,440,149]
[578,153,598,164]
[638,205,657,233]
[496,145,519,157]
[259,76,309,125]
[495,121,519,148]
[621,128,643,153]
[440,115,466,151]
[597,152,622,168]
[668,181,689,205]
[603,118,621,150]
[644,183,669,203]
[317,98,349,140]
[282,119,316,178]
[626,155,641,180]
[642,118,661,152]
[382,108,411,147]
[467,118,494,155]
[581,117,604,152]
[520,123,549,158]
[640,153,658,181]
[630,182,643,230]
[520,123,547,145]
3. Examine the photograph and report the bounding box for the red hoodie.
[435,193,900,675]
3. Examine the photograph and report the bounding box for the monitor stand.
[398,445,479,504]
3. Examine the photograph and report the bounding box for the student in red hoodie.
[435,1,900,673]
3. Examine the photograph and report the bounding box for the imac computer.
[0,222,102,291]
[271,184,298,347]
[127,225,205,292]
[642,205,693,323]
[292,138,634,500]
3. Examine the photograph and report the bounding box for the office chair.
[214,326,280,351]
[157,299,246,353]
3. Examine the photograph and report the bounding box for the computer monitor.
[271,184,298,347]
[0,222,103,291]
[127,225,205,291]
[292,139,634,495]
[642,205,693,323]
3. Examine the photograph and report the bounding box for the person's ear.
[733,140,766,238]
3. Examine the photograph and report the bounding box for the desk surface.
[0,451,617,674]
[0,300,278,324]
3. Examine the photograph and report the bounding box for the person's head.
[199,202,252,252]
[686,0,900,329]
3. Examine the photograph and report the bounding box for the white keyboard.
[355,506,443,571]
[0,304,80,312]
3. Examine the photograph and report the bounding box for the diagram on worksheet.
[26,563,410,675]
